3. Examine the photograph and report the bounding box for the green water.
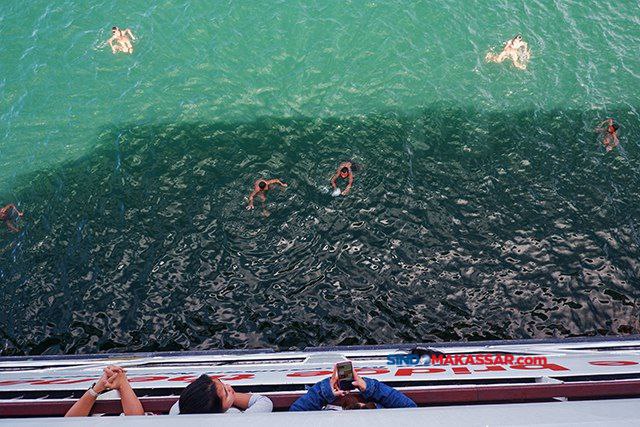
[1,1,639,355]
[2,1,638,185]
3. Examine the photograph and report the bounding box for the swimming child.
[107,27,136,54]
[595,118,620,152]
[485,34,531,70]
[330,161,358,196]
[0,204,24,233]
[246,179,288,216]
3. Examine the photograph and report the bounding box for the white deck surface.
[3,398,640,427]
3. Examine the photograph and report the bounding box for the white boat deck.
[1,337,638,421]
[4,398,640,426]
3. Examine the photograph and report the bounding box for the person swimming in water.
[107,26,136,54]
[485,34,531,70]
[246,179,288,216]
[595,118,620,152]
[0,204,24,233]
[330,161,358,196]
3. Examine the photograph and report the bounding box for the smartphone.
[336,361,355,391]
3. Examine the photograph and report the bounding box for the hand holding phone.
[351,368,366,392]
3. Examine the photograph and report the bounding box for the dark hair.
[341,395,376,410]
[612,123,619,132]
[112,26,118,31]
[179,374,223,414]
[258,181,267,189]
[341,167,349,173]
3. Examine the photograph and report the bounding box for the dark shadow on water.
[0,107,639,355]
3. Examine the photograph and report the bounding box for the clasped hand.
[93,365,129,393]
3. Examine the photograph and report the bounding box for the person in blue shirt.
[290,364,416,411]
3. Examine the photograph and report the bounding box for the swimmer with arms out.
[0,204,23,233]
[246,179,288,216]
[330,161,357,196]
[107,26,136,54]
[595,118,620,152]
[485,34,531,70]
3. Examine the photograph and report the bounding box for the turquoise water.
[1,1,639,355]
